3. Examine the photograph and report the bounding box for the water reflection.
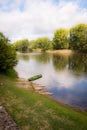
[17,53,30,61]
[15,52,87,109]
[31,53,51,64]
[52,55,68,71]
[69,53,87,75]
[49,79,87,108]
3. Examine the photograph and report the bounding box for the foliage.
[53,28,69,49]
[13,39,29,52]
[69,24,87,51]
[49,41,54,50]
[5,69,18,78]
[28,40,37,52]
[36,37,51,51]
[0,32,17,71]
[12,23,87,53]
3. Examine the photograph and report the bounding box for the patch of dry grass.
[47,49,73,56]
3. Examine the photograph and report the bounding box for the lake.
[15,52,87,109]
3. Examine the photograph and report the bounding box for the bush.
[0,32,17,72]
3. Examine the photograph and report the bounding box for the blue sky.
[0,0,87,12]
[0,0,25,12]
[0,0,87,42]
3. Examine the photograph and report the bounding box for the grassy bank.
[0,73,87,130]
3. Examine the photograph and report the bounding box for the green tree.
[0,32,17,71]
[13,39,29,52]
[69,23,87,51]
[53,28,69,49]
[28,40,37,52]
[36,37,51,52]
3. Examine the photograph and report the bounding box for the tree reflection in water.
[68,53,87,75]
[52,54,68,71]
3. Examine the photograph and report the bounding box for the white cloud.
[0,0,87,42]
[0,0,8,4]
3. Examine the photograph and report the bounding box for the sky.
[0,0,87,42]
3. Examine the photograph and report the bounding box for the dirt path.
[0,105,20,130]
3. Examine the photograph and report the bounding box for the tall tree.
[53,28,69,49]
[69,23,87,51]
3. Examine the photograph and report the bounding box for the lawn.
[0,73,87,130]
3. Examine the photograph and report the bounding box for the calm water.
[15,52,87,109]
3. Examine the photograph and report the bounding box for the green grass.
[0,74,87,130]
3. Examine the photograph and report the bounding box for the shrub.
[0,32,17,71]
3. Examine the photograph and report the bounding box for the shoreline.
[46,49,73,56]
[16,78,87,113]
[17,49,73,55]
[16,78,53,96]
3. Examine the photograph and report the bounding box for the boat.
[28,74,42,81]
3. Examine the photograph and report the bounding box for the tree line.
[0,23,87,72]
[13,23,87,52]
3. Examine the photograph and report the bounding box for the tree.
[13,39,29,52]
[0,32,17,71]
[36,37,51,52]
[53,28,69,49]
[69,23,87,51]
[28,40,37,52]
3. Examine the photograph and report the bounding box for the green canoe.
[28,74,42,81]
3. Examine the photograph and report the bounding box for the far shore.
[17,49,74,56]
[47,49,73,55]
[16,49,87,56]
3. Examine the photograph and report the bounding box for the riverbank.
[16,78,52,96]
[16,78,87,112]
[47,49,73,55]
[17,49,73,55]
[0,73,87,130]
